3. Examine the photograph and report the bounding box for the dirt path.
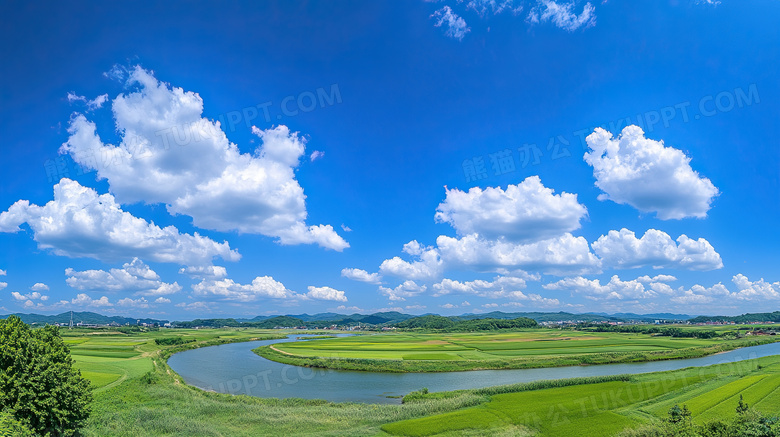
[270,345,297,356]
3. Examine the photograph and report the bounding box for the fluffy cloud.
[341,268,382,284]
[431,6,471,40]
[592,228,723,271]
[527,1,596,31]
[379,281,427,302]
[544,275,655,300]
[731,274,780,301]
[435,176,587,243]
[584,126,719,220]
[636,274,677,283]
[0,179,239,265]
[379,241,443,281]
[305,286,348,302]
[65,258,182,296]
[116,297,150,308]
[71,293,112,308]
[11,291,49,302]
[60,67,347,251]
[0,270,5,291]
[178,265,228,279]
[542,274,746,306]
[434,275,559,306]
[336,305,365,312]
[437,233,601,276]
[30,283,49,292]
[192,276,296,302]
[433,276,527,298]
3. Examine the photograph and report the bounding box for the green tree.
[736,394,749,415]
[0,315,92,436]
[0,411,34,437]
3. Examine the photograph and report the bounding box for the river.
[167,334,780,404]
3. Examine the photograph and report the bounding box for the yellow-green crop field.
[382,358,780,436]
[273,330,722,361]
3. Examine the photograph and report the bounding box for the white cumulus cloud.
[0,179,239,265]
[731,274,780,301]
[65,258,182,296]
[306,286,348,302]
[544,275,655,300]
[437,233,601,276]
[71,293,113,308]
[192,276,296,302]
[584,126,719,219]
[379,241,443,281]
[433,276,527,298]
[30,283,49,292]
[178,265,228,279]
[592,228,723,271]
[341,268,382,284]
[60,66,347,251]
[435,176,587,243]
[12,291,48,302]
[379,281,427,302]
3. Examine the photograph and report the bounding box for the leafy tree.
[736,394,749,415]
[0,411,34,437]
[667,404,691,425]
[0,315,92,436]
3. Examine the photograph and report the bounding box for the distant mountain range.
[0,311,168,326]
[1,310,771,327]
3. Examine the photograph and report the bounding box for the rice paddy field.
[51,326,780,436]
[261,329,776,372]
[272,331,722,361]
[381,356,780,436]
[61,327,282,391]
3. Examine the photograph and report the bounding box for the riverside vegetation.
[3,319,780,436]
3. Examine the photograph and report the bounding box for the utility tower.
[69,311,73,330]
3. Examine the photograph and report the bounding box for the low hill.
[688,311,780,324]
[398,315,538,331]
[0,311,167,326]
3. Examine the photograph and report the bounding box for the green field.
[261,329,776,372]
[62,327,284,390]
[274,331,719,359]
[382,357,780,436]
[50,326,780,436]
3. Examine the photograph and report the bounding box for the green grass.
[382,356,780,436]
[258,329,777,372]
[58,326,780,436]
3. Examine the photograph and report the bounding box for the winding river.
[167,335,780,404]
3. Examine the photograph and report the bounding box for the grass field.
[382,356,780,436]
[273,331,719,359]
[53,326,780,436]
[261,329,777,372]
[62,327,285,390]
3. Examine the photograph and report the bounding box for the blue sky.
[1,0,778,319]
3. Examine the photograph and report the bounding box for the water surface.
[167,335,780,404]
